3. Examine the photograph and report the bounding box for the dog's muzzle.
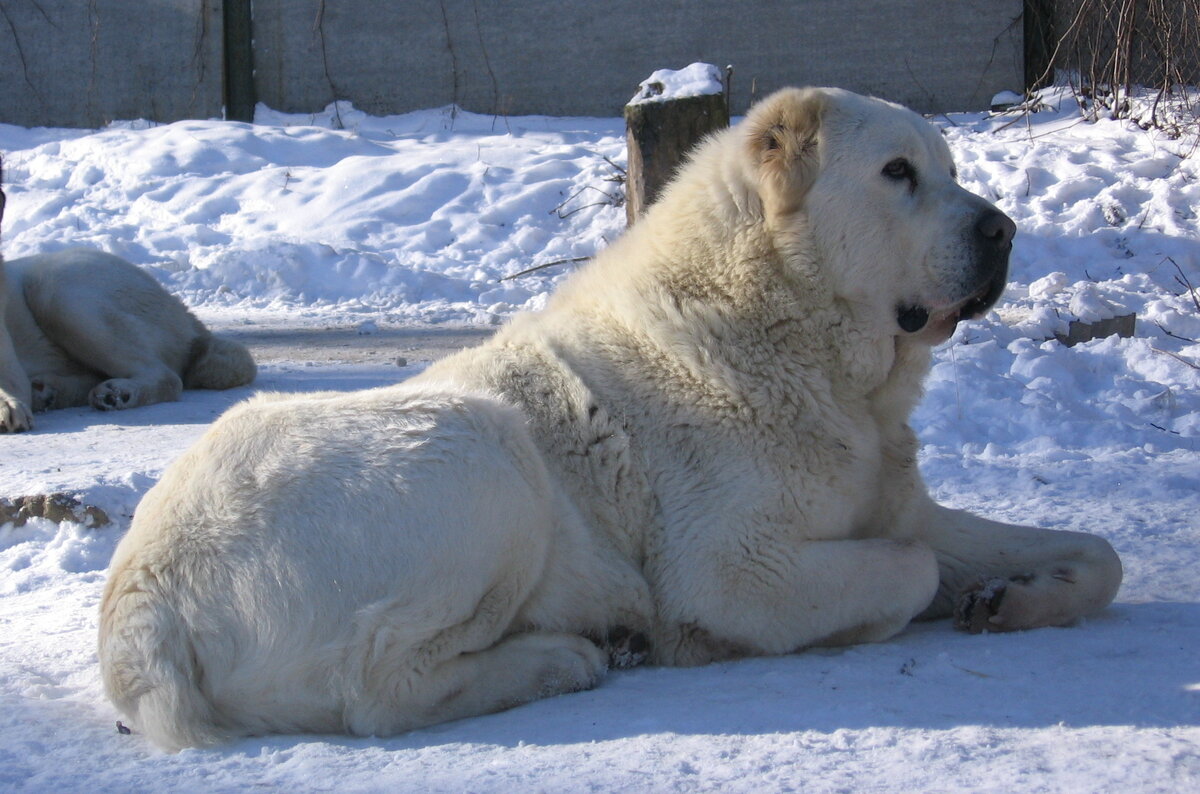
[896,208,1016,337]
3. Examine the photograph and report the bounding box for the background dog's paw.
[89,380,137,411]
[0,396,34,433]
[30,378,57,412]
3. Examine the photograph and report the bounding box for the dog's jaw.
[896,254,1009,343]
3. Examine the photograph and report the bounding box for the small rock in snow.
[991,90,1024,111]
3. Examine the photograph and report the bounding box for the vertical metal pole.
[224,0,256,122]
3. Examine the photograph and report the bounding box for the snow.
[2,88,1199,791]
[628,62,725,105]
[991,90,1025,110]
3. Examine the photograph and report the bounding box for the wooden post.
[624,70,729,225]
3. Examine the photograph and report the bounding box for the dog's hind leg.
[87,367,184,411]
[345,630,607,737]
[22,329,183,411]
[19,249,202,411]
[28,371,102,411]
[24,307,186,411]
[340,557,608,738]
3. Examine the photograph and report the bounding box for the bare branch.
[500,256,591,281]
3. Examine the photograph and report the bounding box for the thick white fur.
[0,248,256,432]
[99,88,1122,751]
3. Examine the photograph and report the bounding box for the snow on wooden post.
[624,63,729,225]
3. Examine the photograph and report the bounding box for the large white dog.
[99,88,1122,750]
[0,244,256,433]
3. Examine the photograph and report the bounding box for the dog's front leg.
[912,499,1122,633]
[654,534,941,666]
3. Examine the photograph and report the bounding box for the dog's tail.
[98,569,228,752]
[183,333,257,391]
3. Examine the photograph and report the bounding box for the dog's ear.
[745,88,825,219]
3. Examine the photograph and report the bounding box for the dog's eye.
[882,158,916,186]
[763,125,785,151]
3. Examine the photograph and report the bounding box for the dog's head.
[745,88,1014,344]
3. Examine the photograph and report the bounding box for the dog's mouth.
[896,267,1008,341]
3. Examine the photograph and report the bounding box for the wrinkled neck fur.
[616,136,832,332]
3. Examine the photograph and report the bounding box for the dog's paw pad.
[954,577,1011,633]
[31,379,57,411]
[603,625,650,669]
[90,381,135,411]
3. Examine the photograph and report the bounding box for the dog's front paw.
[90,380,137,411]
[0,396,34,432]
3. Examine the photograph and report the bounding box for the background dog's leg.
[27,309,186,411]
[26,331,183,411]
[88,366,183,411]
[913,503,1122,633]
[20,250,203,411]
[0,344,34,431]
[0,268,35,432]
[27,371,101,411]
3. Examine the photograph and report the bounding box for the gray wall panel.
[252,0,1024,117]
[1,1,1022,128]
[0,0,223,128]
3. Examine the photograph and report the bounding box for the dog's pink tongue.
[919,311,960,344]
[899,304,959,344]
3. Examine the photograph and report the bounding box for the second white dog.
[0,248,256,432]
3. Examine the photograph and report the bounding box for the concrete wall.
[0,0,223,128]
[1,1,1023,128]
[254,0,1024,117]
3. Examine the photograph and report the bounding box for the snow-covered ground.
[1,90,1198,791]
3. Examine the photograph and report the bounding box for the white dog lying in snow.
[99,87,1122,750]
[0,238,255,433]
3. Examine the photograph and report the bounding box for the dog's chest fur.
[423,305,926,565]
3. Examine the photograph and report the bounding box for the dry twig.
[500,256,591,281]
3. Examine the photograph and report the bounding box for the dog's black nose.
[975,209,1016,251]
